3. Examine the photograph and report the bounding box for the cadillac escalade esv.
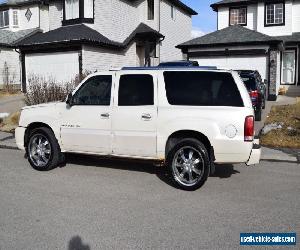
[15,68,261,190]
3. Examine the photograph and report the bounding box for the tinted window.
[164,71,243,107]
[72,75,112,105]
[240,75,257,91]
[118,74,154,106]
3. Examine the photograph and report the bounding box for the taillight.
[249,90,258,103]
[244,116,254,141]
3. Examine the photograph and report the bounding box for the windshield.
[240,75,257,91]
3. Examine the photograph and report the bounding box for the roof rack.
[121,66,218,70]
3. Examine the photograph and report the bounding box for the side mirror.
[66,93,73,106]
[264,79,267,85]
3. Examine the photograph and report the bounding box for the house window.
[171,5,175,19]
[265,3,284,26]
[64,0,94,24]
[13,10,18,26]
[0,10,9,28]
[65,0,79,20]
[229,7,247,25]
[148,0,154,20]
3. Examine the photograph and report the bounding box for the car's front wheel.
[167,138,210,191]
[26,127,63,171]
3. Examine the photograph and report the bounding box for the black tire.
[166,138,210,191]
[255,108,262,121]
[262,98,266,109]
[26,127,64,171]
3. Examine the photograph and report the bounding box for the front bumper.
[246,138,261,165]
[15,126,26,150]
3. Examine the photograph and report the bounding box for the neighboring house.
[0,0,41,88]
[0,0,196,90]
[177,0,300,100]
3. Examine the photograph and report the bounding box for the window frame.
[171,5,175,20]
[12,10,18,27]
[163,71,244,107]
[117,74,155,106]
[71,74,113,106]
[0,9,9,28]
[147,0,154,20]
[63,0,94,26]
[264,2,285,27]
[229,6,247,26]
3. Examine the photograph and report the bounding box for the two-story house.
[177,0,300,100]
[0,0,196,90]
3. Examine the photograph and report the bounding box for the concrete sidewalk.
[0,94,25,114]
[0,131,298,163]
[0,131,18,150]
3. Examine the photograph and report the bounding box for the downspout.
[14,48,25,92]
[158,0,161,63]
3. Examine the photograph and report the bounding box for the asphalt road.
[0,148,299,249]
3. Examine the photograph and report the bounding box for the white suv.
[15,68,261,190]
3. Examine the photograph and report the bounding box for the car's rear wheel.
[167,138,210,191]
[26,127,63,171]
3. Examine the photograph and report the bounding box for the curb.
[0,144,19,150]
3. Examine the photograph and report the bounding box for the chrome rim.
[28,134,52,167]
[172,146,205,186]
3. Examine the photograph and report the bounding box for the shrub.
[0,111,21,133]
[23,71,91,106]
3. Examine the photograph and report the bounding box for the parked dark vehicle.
[158,60,199,67]
[237,70,267,121]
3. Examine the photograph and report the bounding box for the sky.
[182,0,217,37]
[0,0,216,37]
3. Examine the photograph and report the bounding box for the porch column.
[268,49,278,101]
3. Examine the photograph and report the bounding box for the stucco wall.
[0,48,21,86]
[160,0,191,61]
[82,43,137,72]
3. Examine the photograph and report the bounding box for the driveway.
[0,94,25,114]
[0,147,299,249]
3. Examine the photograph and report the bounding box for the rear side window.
[118,74,154,106]
[163,71,243,107]
[240,75,257,91]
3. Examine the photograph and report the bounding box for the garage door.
[193,55,268,81]
[25,51,80,84]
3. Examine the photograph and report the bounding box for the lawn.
[260,99,300,148]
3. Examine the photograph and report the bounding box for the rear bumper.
[15,126,26,150]
[246,138,261,165]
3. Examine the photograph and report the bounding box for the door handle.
[141,113,151,120]
[101,113,110,118]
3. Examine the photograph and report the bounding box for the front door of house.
[281,50,296,85]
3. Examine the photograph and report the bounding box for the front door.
[112,73,157,158]
[281,50,296,85]
[60,74,113,153]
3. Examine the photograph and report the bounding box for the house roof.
[211,0,300,11]
[0,28,40,47]
[0,0,197,15]
[17,23,164,49]
[176,25,282,49]
[167,0,197,15]
[276,32,300,44]
[0,0,40,8]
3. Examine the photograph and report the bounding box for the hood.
[21,101,62,110]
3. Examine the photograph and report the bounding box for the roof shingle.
[0,28,40,46]
[177,25,281,48]
[17,23,164,49]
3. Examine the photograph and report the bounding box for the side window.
[118,74,154,106]
[72,75,112,105]
[164,71,243,107]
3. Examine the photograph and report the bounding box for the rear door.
[111,72,158,157]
